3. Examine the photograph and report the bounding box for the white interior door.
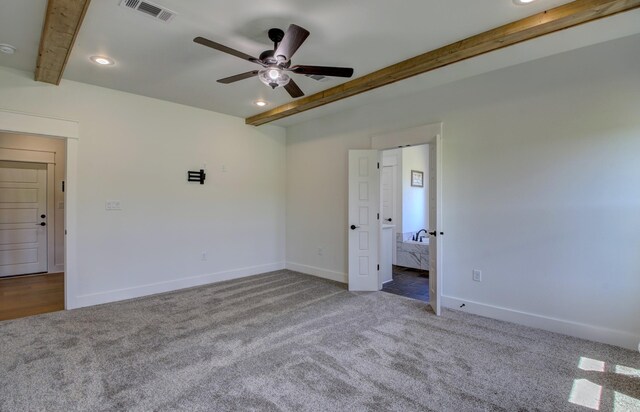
[428,137,443,315]
[0,161,48,277]
[348,150,380,291]
[381,166,396,225]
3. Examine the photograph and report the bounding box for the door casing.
[370,123,443,313]
[0,109,79,309]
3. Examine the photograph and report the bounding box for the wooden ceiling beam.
[35,0,92,85]
[246,0,640,126]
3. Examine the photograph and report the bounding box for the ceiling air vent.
[120,0,176,23]
[305,74,329,82]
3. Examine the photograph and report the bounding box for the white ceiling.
[0,0,639,127]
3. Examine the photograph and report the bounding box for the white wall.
[401,145,429,235]
[286,34,640,349]
[0,66,286,307]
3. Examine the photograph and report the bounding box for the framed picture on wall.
[411,170,424,187]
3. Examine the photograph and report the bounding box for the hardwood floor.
[0,272,64,321]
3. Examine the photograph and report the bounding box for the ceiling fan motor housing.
[260,49,276,64]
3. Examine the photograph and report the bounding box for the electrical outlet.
[201,252,207,261]
[472,269,482,282]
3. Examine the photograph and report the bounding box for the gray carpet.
[1,270,638,411]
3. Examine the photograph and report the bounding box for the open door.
[428,137,443,315]
[348,150,380,291]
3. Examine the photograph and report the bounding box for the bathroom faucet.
[414,229,427,241]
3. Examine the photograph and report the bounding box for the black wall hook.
[188,169,206,185]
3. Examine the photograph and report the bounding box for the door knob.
[385,218,392,222]
[350,225,360,230]
[37,222,46,226]
[41,214,46,218]
[428,230,437,236]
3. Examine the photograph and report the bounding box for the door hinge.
[377,264,380,271]
[377,162,380,169]
[377,213,380,220]
[61,181,65,192]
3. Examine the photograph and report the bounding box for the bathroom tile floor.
[382,266,429,302]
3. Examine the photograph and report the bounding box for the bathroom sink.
[404,239,429,245]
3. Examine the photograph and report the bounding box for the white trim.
[65,139,78,308]
[0,108,79,309]
[371,123,443,150]
[286,262,347,284]
[442,295,640,351]
[75,262,286,308]
[0,109,79,139]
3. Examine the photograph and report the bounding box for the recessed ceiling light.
[90,55,114,65]
[0,44,16,55]
[254,100,268,107]
[513,0,536,4]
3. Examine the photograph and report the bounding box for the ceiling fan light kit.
[258,67,290,89]
[194,24,354,98]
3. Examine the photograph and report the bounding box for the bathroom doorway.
[348,122,443,315]
[380,145,430,302]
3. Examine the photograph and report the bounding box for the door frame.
[371,122,443,308]
[0,109,79,309]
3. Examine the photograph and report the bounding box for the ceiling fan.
[193,24,354,98]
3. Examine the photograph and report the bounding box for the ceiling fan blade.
[290,65,354,78]
[274,24,310,62]
[194,36,261,64]
[217,70,260,84]
[284,79,305,98]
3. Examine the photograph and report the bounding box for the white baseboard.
[286,262,347,284]
[442,295,640,352]
[73,262,286,308]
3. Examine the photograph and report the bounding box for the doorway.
[0,132,67,319]
[380,145,430,302]
[347,123,443,315]
[0,108,79,311]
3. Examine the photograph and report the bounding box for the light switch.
[105,200,122,211]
